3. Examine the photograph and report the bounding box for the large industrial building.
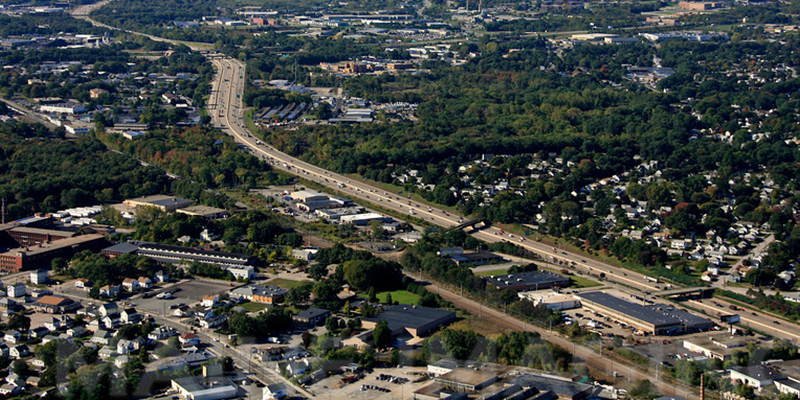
[101,241,259,271]
[363,304,456,338]
[0,234,108,272]
[123,195,195,212]
[484,271,571,292]
[575,291,714,335]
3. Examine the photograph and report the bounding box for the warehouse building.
[575,291,713,335]
[363,304,456,338]
[484,270,571,292]
[0,234,108,272]
[123,195,195,212]
[448,251,504,267]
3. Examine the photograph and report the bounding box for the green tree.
[373,320,392,350]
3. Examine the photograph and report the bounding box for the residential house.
[102,312,120,329]
[99,302,118,317]
[116,338,142,355]
[137,276,152,289]
[121,308,142,324]
[115,355,131,369]
[179,333,200,346]
[75,278,92,290]
[30,327,50,338]
[99,285,120,298]
[10,344,30,359]
[277,359,309,377]
[148,326,177,340]
[45,316,73,331]
[98,346,116,360]
[4,331,20,344]
[91,329,114,345]
[154,270,169,283]
[0,384,21,396]
[66,326,85,338]
[0,298,16,310]
[199,314,227,329]
[0,343,9,357]
[30,269,48,285]
[7,283,25,298]
[202,295,219,308]
[122,278,140,292]
[263,383,287,400]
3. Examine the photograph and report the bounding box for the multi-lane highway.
[208,56,666,292]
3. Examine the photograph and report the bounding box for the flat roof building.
[683,335,755,361]
[289,190,328,203]
[176,206,230,219]
[171,376,237,400]
[136,243,258,269]
[484,271,571,292]
[576,291,713,335]
[123,195,195,212]
[510,373,595,400]
[0,234,107,272]
[434,369,497,393]
[448,251,504,267]
[363,304,456,338]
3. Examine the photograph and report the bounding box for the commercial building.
[123,195,195,212]
[434,369,498,393]
[40,102,87,114]
[339,213,393,225]
[683,335,753,361]
[170,376,238,400]
[575,291,713,335]
[293,308,330,327]
[0,234,107,272]
[484,271,571,292]
[176,206,230,219]
[289,190,329,203]
[6,227,75,247]
[517,290,582,311]
[448,251,504,267]
[510,373,595,400]
[362,304,456,338]
[33,295,80,314]
[729,365,783,391]
[106,242,259,269]
[230,284,288,304]
[678,1,724,11]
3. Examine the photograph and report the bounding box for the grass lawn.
[266,278,311,289]
[360,290,421,305]
[239,301,269,313]
[569,275,603,288]
[474,269,509,277]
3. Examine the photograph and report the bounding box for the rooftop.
[576,291,681,328]
[485,270,570,289]
[365,304,455,331]
[510,373,594,398]
[0,234,106,257]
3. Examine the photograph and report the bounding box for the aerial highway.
[208,56,663,294]
[208,54,800,346]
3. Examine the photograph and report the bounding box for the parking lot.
[135,279,237,315]
[307,366,432,400]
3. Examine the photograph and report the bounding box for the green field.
[239,301,269,313]
[360,290,421,305]
[569,275,603,288]
[474,269,509,277]
[266,278,311,289]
